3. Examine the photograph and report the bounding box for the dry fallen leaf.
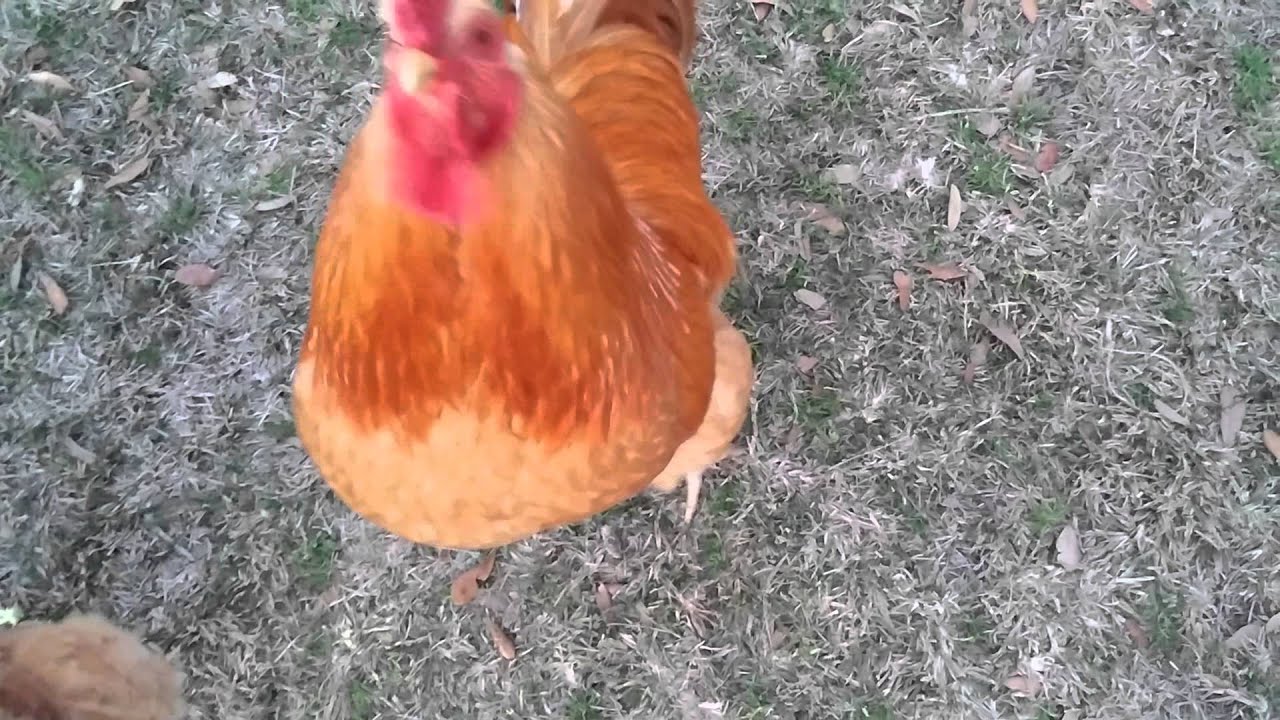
[794,288,827,310]
[1265,612,1280,635]
[37,272,69,315]
[1219,387,1246,447]
[1152,399,1190,427]
[450,552,496,605]
[1129,0,1154,13]
[827,163,859,185]
[1005,197,1027,220]
[255,195,294,212]
[892,271,912,311]
[1034,142,1060,173]
[821,23,837,42]
[20,110,62,140]
[62,437,97,465]
[484,616,517,661]
[1125,618,1150,649]
[1020,0,1038,22]
[800,203,845,235]
[1056,525,1083,570]
[124,66,154,87]
[999,135,1033,164]
[795,355,819,374]
[1263,430,1280,460]
[173,263,221,288]
[962,338,989,384]
[751,0,776,22]
[204,71,238,89]
[920,263,969,281]
[946,184,962,230]
[960,0,978,36]
[103,155,152,189]
[1225,623,1263,650]
[981,315,1026,360]
[594,583,623,614]
[1005,674,1041,696]
[127,90,151,123]
[1010,65,1037,103]
[27,71,75,92]
[975,113,1002,138]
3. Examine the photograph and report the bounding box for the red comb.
[383,0,446,49]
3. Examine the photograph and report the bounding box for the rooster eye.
[468,25,495,51]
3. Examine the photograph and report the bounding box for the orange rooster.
[292,0,753,549]
[0,613,184,720]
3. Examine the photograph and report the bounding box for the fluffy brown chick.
[0,613,183,720]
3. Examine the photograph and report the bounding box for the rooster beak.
[396,49,439,95]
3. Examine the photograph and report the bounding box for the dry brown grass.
[2,0,1279,718]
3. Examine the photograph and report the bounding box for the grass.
[2,0,1280,718]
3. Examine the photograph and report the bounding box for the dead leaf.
[1225,623,1263,650]
[975,112,1001,138]
[962,338,989,384]
[27,71,75,92]
[1153,399,1190,427]
[204,71,238,89]
[998,135,1033,164]
[1005,674,1041,696]
[254,195,294,212]
[1033,142,1060,173]
[62,437,97,464]
[484,616,517,660]
[1020,0,1038,22]
[751,0,776,22]
[960,0,978,36]
[103,155,151,189]
[450,552,496,605]
[801,203,845,235]
[1219,387,1246,447]
[821,23,837,42]
[827,163,859,185]
[1055,525,1083,570]
[594,583,623,614]
[127,90,150,123]
[892,271,912,311]
[124,66,153,87]
[794,288,827,310]
[1010,65,1037,103]
[110,0,135,9]
[1005,197,1027,220]
[1263,430,1280,460]
[920,263,968,281]
[20,110,62,140]
[946,184,962,230]
[173,263,221,288]
[1125,618,1150,648]
[9,254,23,293]
[1129,0,1153,13]
[37,272,69,315]
[980,315,1025,360]
[1265,612,1280,635]
[795,355,819,374]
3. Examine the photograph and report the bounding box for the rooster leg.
[683,471,702,524]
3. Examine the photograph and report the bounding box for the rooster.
[0,613,184,720]
[292,0,753,549]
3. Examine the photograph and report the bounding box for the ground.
[0,0,1278,718]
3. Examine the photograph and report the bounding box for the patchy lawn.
[2,0,1279,718]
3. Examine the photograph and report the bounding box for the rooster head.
[380,0,523,167]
